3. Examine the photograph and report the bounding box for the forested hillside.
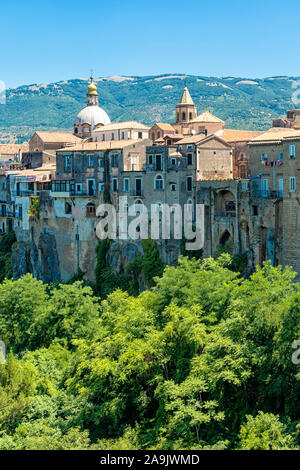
[0,74,299,143]
[0,251,299,450]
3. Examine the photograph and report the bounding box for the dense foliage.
[0,255,300,450]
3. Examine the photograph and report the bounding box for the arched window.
[186,199,193,213]
[86,202,96,217]
[154,174,164,190]
[182,112,186,121]
[134,199,144,213]
[154,202,163,213]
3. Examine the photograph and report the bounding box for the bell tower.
[87,76,99,106]
[176,84,197,123]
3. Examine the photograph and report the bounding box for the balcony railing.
[252,190,283,199]
[130,190,144,197]
[14,190,34,197]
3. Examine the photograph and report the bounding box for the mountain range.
[0,74,298,143]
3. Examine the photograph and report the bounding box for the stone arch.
[215,190,236,217]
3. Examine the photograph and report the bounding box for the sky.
[1,0,300,88]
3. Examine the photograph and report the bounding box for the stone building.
[92,121,150,142]
[7,78,300,284]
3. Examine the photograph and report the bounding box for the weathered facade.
[2,80,300,284]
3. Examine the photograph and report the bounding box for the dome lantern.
[74,75,111,138]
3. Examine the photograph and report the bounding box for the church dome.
[75,105,111,127]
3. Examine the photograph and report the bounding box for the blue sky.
[1,0,300,88]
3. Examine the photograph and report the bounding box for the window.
[260,153,268,162]
[65,202,72,214]
[111,154,118,167]
[154,202,163,213]
[289,144,296,159]
[112,178,118,192]
[88,155,94,168]
[157,132,161,139]
[76,183,82,194]
[278,178,283,197]
[64,155,71,172]
[241,181,249,191]
[252,205,258,216]
[135,178,142,196]
[111,133,115,140]
[123,178,129,192]
[121,132,125,140]
[187,153,193,165]
[182,112,186,121]
[171,183,176,191]
[261,178,269,197]
[18,206,22,219]
[134,200,144,213]
[87,179,95,196]
[138,132,142,139]
[186,176,193,192]
[155,154,162,171]
[86,203,96,217]
[102,134,105,141]
[99,183,104,192]
[186,199,193,213]
[189,112,192,120]
[98,158,104,169]
[290,176,296,192]
[239,164,248,179]
[154,174,164,190]
[171,158,176,166]
[187,145,193,150]
[148,155,153,165]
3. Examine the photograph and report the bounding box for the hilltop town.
[0,78,299,283]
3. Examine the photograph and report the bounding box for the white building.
[92,121,150,143]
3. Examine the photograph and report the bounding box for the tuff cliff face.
[12,231,60,283]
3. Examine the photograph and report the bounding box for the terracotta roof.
[57,139,150,152]
[176,133,231,147]
[250,127,300,144]
[12,163,56,180]
[178,86,195,105]
[176,134,208,144]
[152,123,176,132]
[163,134,184,140]
[221,129,263,142]
[191,111,225,124]
[0,143,29,155]
[94,121,150,131]
[33,132,81,144]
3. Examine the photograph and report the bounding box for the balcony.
[14,190,34,197]
[130,190,144,198]
[252,190,283,199]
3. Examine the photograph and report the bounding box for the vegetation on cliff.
[0,230,16,282]
[0,255,299,450]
